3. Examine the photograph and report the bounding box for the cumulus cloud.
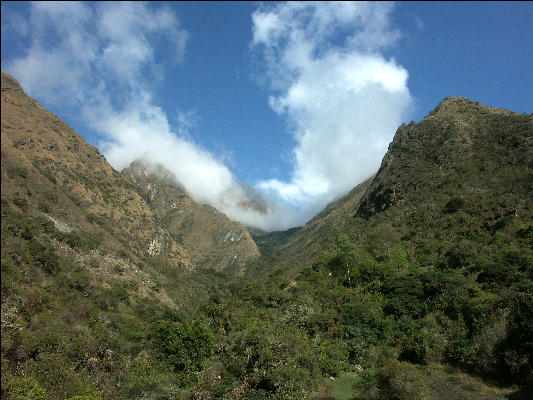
[252,2,412,207]
[4,2,412,232]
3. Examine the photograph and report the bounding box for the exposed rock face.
[123,160,260,274]
[1,72,193,271]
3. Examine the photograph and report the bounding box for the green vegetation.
[2,80,532,399]
[152,319,213,374]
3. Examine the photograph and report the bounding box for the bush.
[24,352,88,399]
[152,319,213,373]
[106,286,130,307]
[444,197,464,213]
[86,213,105,226]
[3,376,47,400]
[63,231,102,251]
[366,223,402,262]
[65,265,92,295]
[29,240,60,275]
[116,351,160,398]
[376,359,429,400]
[382,274,426,319]
[223,324,319,398]
[16,167,29,178]
[446,240,477,269]
[38,202,50,213]
[498,291,533,383]
[13,197,27,209]
[16,216,55,240]
[445,337,471,366]
[316,339,349,376]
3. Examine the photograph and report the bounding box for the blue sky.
[2,2,532,230]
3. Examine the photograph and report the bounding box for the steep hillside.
[248,176,373,279]
[123,160,260,275]
[230,97,533,398]
[1,72,192,270]
[280,177,372,260]
[1,72,247,399]
[257,96,532,276]
[349,97,533,272]
[358,96,532,222]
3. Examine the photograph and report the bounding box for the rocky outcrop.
[123,160,260,274]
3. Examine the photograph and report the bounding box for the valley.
[2,71,532,399]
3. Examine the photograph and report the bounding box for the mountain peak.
[427,96,514,120]
[123,159,260,274]
[1,72,22,91]
[356,96,532,219]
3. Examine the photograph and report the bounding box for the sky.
[2,1,532,231]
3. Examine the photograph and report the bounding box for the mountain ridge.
[122,159,260,274]
[1,72,194,270]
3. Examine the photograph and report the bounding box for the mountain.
[1,72,193,268]
[0,72,255,399]
[122,159,260,275]
[357,96,532,222]
[239,96,532,397]
[255,96,532,274]
[254,176,373,264]
[2,70,532,399]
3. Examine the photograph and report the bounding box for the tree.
[152,319,213,373]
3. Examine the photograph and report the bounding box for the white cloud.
[4,2,412,232]
[252,2,412,208]
[6,2,187,104]
[96,93,236,205]
[4,2,283,229]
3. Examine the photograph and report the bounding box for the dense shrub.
[2,376,47,400]
[445,337,471,366]
[29,240,60,275]
[444,197,464,213]
[152,319,213,373]
[13,197,27,209]
[116,352,161,398]
[382,275,426,319]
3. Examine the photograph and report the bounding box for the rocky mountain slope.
[1,71,260,276]
[1,71,202,306]
[357,96,532,221]
[123,159,260,275]
[1,72,192,265]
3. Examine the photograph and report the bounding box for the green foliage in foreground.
[152,319,213,373]
[2,194,533,399]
